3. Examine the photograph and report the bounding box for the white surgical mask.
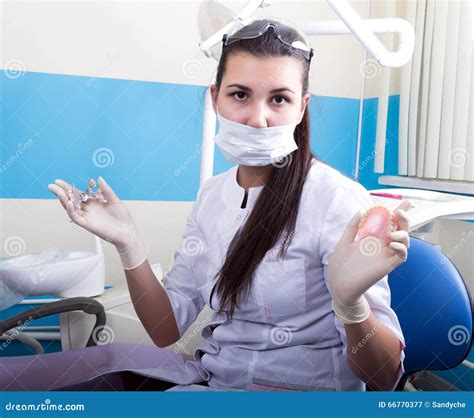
[214,111,299,166]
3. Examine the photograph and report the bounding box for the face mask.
[213,111,299,166]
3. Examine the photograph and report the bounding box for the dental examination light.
[199,0,415,67]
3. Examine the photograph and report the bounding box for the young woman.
[48,18,411,391]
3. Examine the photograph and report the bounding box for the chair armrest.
[0,297,106,348]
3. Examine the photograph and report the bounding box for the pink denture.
[356,205,399,245]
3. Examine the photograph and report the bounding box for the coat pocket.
[255,258,307,319]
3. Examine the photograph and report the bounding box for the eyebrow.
[225,83,295,95]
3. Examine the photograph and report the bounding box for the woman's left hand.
[327,200,412,324]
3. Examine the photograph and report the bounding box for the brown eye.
[272,96,288,105]
[232,91,247,101]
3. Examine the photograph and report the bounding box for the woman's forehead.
[223,53,302,94]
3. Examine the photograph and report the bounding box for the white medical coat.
[162,159,405,391]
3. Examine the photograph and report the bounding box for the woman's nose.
[245,103,269,128]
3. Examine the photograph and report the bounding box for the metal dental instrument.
[71,178,107,209]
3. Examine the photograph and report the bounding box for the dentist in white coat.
[49,18,411,391]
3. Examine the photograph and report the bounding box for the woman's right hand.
[48,176,148,270]
[47,176,137,249]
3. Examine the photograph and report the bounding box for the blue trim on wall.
[1,71,207,201]
[309,95,361,179]
[358,95,401,190]
[1,71,365,201]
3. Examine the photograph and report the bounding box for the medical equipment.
[70,178,107,210]
[200,0,414,67]
[0,235,105,311]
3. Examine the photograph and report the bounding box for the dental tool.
[70,178,107,210]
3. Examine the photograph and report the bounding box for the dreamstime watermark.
[3,236,26,257]
[448,148,470,169]
[182,237,204,256]
[173,313,212,354]
[272,153,293,169]
[182,59,202,79]
[0,316,34,351]
[270,326,293,346]
[91,324,115,346]
[92,147,115,168]
[441,230,474,264]
[265,230,296,261]
[174,145,202,177]
[0,139,34,174]
[447,325,470,346]
[351,322,380,354]
[3,58,26,79]
[31,262,54,286]
[351,138,391,178]
[4,399,85,412]
[359,58,382,80]
[359,236,382,257]
[84,50,117,88]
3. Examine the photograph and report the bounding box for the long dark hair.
[211,19,315,318]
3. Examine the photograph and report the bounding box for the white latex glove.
[48,177,147,270]
[327,200,412,324]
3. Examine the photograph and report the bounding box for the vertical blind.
[375,0,473,183]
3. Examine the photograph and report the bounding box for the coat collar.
[222,165,265,209]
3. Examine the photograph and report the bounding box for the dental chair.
[388,236,473,391]
[0,297,190,390]
[0,237,472,391]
